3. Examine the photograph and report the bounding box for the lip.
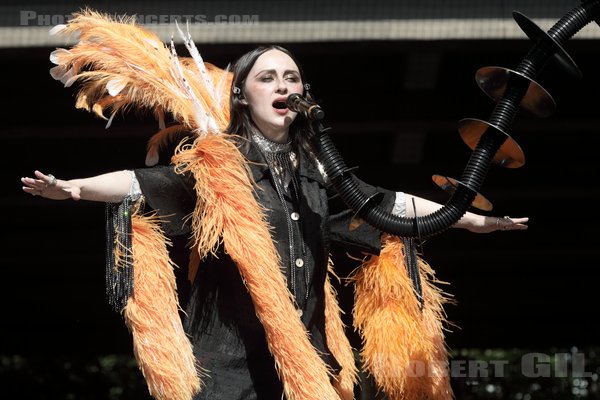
[272,96,289,115]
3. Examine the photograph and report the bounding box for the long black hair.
[225,45,316,153]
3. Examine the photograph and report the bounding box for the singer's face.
[244,49,304,142]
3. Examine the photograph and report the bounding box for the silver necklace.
[251,131,309,308]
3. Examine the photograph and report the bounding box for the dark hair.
[225,45,314,150]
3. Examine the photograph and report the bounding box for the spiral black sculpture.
[309,0,600,238]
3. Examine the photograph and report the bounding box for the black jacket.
[134,139,395,400]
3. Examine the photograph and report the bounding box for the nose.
[275,78,288,94]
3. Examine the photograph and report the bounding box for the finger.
[21,177,43,188]
[21,177,48,189]
[509,218,528,227]
[34,170,56,186]
[23,187,42,196]
[506,217,527,223]
[504,222,528,230]
[500,216,528,227]
[510,224,528,230]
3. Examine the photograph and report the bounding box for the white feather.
[49,65,73,84]
[49,48,70,65]
[143,37,160,50]
[49,24,67,36]
[214,63,231,107]
[106,78,127,96]
[105,111,116,129]
[168,36,216,133]
[64,74,79,88]
[174,20,218,102]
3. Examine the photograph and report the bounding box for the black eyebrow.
[254,69,300,77]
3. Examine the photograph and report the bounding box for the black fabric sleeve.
[134,165,197,237]
[328,176,396,256]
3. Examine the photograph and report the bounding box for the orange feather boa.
[172,135,343,399]
[124,212,201,400]
[352,235,453,399]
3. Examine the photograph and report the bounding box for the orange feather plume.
[49,8,232,138]
[144,124,189,167]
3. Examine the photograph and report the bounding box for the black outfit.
[134,139,395,400]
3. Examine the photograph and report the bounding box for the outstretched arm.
[403,193,528,233]
[21,170,132,203]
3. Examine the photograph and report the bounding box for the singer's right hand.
[22,170,81,200]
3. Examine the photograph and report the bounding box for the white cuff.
[392,191,406,217]
[127,170,142,201]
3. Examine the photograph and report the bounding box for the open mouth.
[272,101,287,110]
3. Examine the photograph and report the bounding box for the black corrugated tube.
[549,4,590,44]
[312,132,474,238]
[310,1,599,239]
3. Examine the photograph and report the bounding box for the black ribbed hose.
[312,132,472,238]
[310,2,600,239]
[549,3,592,44]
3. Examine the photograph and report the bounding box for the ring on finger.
[47,174,57,186]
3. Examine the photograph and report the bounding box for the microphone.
[286,93,325,120]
